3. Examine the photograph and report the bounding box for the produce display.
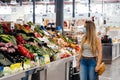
[0,21,80,78]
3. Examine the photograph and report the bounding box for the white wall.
[0,2,120,27]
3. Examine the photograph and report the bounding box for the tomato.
[75,45,80,52]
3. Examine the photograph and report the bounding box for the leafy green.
[27,21,34,26]
[24,43,45,56]
[9,35,17,45]
[0,24,3,34]
[34,25,45,36]
[20,33,31,40]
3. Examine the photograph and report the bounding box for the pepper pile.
[18,44,34,59]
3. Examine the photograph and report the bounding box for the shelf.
[0,56,74,80]
[0,71,25,80]
[0,66,39,80]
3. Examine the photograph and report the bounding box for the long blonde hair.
[81,20,97,55]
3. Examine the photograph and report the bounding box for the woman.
[76,20,102,80]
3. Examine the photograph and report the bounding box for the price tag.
[31,25,35,31]
[72,55,76,68]
[11,22,15,30]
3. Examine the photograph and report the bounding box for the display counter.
[102,42,120,64]
[44,56,73,80]
[112,42,120,60]
[0,56,74,80]
[1,42,119,80]
[0,66,38,80]
[0,71,25,80]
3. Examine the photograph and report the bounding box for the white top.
[82,43,97,57]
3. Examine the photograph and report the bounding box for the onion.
[7,42,14,47]
[0,47,7,51]
[7,48,15,53]
[0,42,6,47]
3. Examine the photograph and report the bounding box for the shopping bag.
[98,62,106,75]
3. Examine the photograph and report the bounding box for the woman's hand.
[95,65,100,72]
[76,62,80,71]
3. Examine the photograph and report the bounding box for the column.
[32,0,35,24]
[88,0,90,17]
[19,0,22,6]
[72,0,75,18]
[55,0,64,33]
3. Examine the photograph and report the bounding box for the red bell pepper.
[24,24,31,31]
[18,44,34,59]
[15,35,26,44]
[75,45,80,52]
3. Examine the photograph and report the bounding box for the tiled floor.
[99,57,120,80]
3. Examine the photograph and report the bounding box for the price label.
[11,22,15,30]
[31,25,35,31]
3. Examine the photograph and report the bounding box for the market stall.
[0,20,79,80]
[0,0,120,80]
